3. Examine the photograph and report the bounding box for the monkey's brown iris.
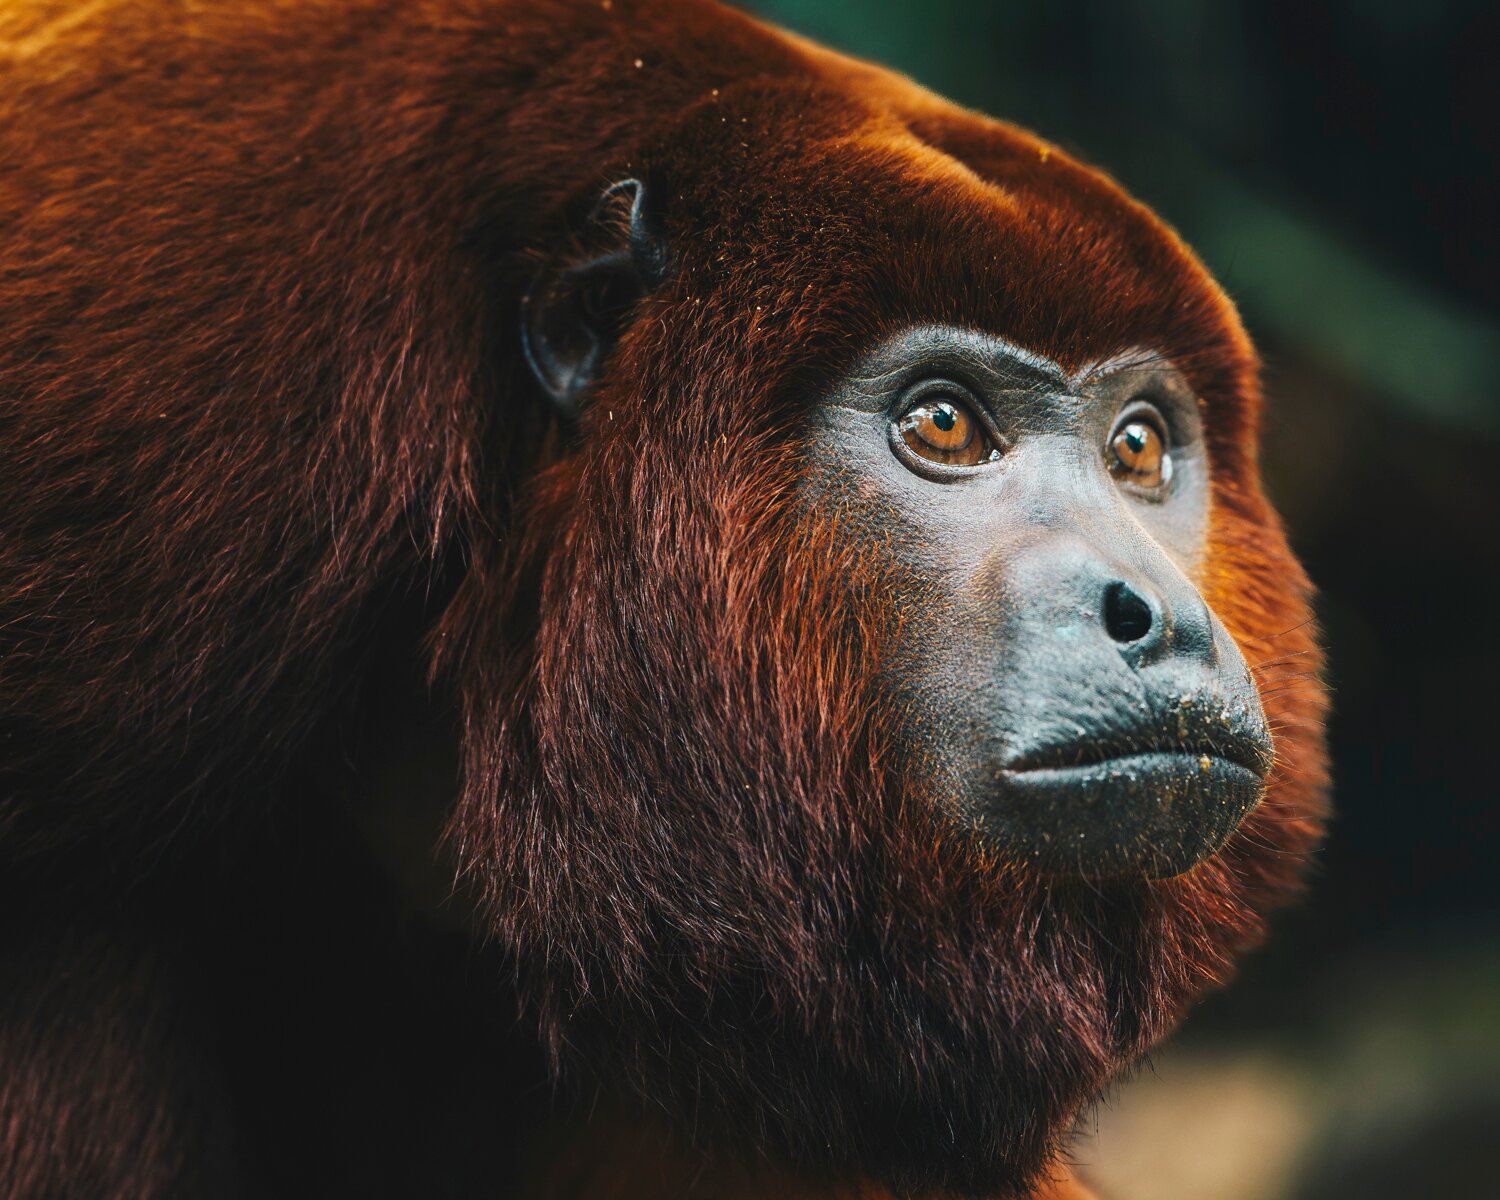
[1108,416,1171,487]
[898,398,995,466]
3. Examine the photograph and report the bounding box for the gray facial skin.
[808,325,1271,878]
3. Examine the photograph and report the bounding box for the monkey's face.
[809,324,1272,880]
[464,89,1327,1197]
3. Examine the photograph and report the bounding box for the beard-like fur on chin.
[439,408,1323,1198]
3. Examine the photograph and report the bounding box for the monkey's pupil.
[1124,426,1148,455]
[932,404,956,432]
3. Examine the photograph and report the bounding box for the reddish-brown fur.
[0,1,1327,1197]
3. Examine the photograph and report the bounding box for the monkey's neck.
[517,1117,1097,1200]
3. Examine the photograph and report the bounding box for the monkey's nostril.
[1103,580,1154,644]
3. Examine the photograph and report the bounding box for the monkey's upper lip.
[1001,718,1272,779]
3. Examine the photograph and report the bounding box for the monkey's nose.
[1102,579,1155,645]
[1091,567,1215,670]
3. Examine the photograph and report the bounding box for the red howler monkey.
[0,1,1327,1196]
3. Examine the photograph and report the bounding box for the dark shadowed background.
[747,3,1500,1196]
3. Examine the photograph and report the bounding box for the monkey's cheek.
[971,753,1266,879]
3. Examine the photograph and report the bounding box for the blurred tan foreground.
[1077,1052,1313,1200]
[1074,942,1500,1200]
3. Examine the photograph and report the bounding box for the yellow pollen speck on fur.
[1200,755,1213,772]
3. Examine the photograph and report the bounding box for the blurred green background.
[746,2,1500,1196]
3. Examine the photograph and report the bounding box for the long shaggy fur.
[0,1,1327,1196]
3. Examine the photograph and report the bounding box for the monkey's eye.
[1108,408,1173,489]
[895,394,999,468]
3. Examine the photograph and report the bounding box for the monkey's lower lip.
[981,751,1267,879]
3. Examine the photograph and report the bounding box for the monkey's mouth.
[973,713,1273,879]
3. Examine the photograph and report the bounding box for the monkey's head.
[444,45,1328,1200]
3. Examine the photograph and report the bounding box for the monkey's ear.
[521,179,669,417]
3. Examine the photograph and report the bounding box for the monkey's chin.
[978,751,1267,879]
